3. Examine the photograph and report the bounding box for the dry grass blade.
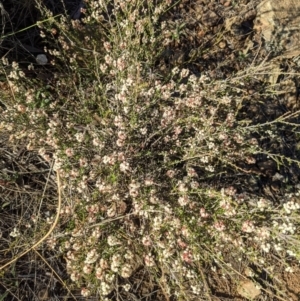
[33,249,78,301]
[0,165,61,272]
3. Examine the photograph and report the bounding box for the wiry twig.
[34,249,78,301]
[0,162,61,271]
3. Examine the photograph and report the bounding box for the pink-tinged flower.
[180,68,189,78]
[242,220,255,233]
[92,137,102,147]
[129,181,140,198]
[79,157,88,167]
[178,195,189,206]
[107,203,116,217]
[17,104,27,113]
[245,156,256,164]
[81,288,91,297]
[83,265,93,274]
[144,254,155,267]
[95,267,104,280]
[116,152,125,162]
[142,235,152,247]
[99,258,108,269]
[114,115,124,128]
[182,249,193,263]
[116,57,126,71]
[190,180,199,189]
[200,208,209,218]
[144,178,153,186]
[187,167,198,178]
[129,189,138,198]
[102,155,116,165]
[120,264,132,278]
[224,186,236,196]
[181,226,190,238]
[250,138,258,145]
[178,182,187,192]
[166,170,175,178]
[214,221,225,232]
[177,238,187,249]
[65,148,74,157]
[219,199,231,211]
[70,272,80,282]
[103,42,111,52]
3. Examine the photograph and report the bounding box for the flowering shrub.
[1,0,300,299]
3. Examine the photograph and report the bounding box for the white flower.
[129,181,140,197]
[166,170,175,178]
[142,236,152,246]
[100,281,113,295]
[107,235,121,246]
[75,132,85,142]
[144,254,155,267]
[214,221,225,232]
[191,285,201,294]
[83,265,93,274]
[92,137,104,148]
[257,198,270,211]
[116,138,125,147]
[81,288,91,297]
[178,195,189,206]
[65,148,74,157]
[140,127,147,135]
[123,284,131,292]
[242,221,255,233]
[120,161,131,173]
[261,243,271,253]
[200,156,209,163]
[278,222,296,234]
[96,267,104,280]
[92,227,101,238]
[205,165,214,172]
[180,68,189,78]
[124,250,134,260]
[177,181,187,192]
[172,66,180,75]
[255,227,270,241]
[70,272,80,282]
[10,227,20,238]
[111,254,122,272]
[107,203,116,217]
[274,243,282,252]
[207,142,215,149]
[285,266,294,273]
[287,250,296,257]
[85,249,98,264]
[283,201,300,214]
[120,263,132,278]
